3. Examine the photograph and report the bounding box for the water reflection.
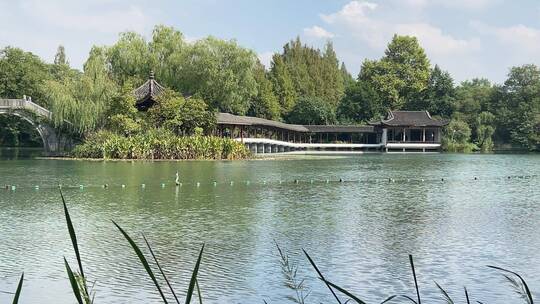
[0,154,538,303]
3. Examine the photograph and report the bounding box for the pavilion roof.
[216,113,376,133]
[370,110,449,127]
[133,72,166,104]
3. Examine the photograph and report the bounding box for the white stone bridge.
[0,97,72,154]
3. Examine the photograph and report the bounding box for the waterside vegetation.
[0,25,538,153]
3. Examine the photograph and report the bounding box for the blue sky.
[1,0,540,83]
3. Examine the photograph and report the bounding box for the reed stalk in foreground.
[113,220,205,304]
[61,190,94,304]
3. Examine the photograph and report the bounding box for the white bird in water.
[175,171,180,186]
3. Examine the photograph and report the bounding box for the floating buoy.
[263,180,266,185]
[34,185,39,190]
[196,182,200,187]
[474,177,478,180]
[339,178,344,183]
[161,183,165,188]
[121,184,126,188]
[421,179,425,182]
[213,181,217,186]
[141,183,146,188]
[103,184,108,188]
[11,185,16,191]
[441,178,444,182]
[326,179,329,183]
[79,185,84,189]
[230,181,234,186]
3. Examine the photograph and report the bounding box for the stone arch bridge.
[0,97,72,154]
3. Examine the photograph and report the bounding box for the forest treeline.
[0,25,538,151]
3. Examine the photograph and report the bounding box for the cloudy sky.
[1,0,539,83]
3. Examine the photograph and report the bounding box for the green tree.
[270,54,297,115]
[46,46,118,134]
[0,47,50,104]
[443,119,475,152]
[475,111,496,151]
[337,81,383,123]
[54,45,68,65]
[286,96,336,125]
[419,65,456,116]
[107,31,151,85]
[148,90,216,135]
[179,37,258,115]
[248,63,281,120]
[359,35,430,110]
[494,64,540,150]
[270,38,345,115]
[148,25,187,88]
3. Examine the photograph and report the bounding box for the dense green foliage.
[72,129,249,160]
[0,25,538,151]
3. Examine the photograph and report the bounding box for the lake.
[0,153,539,303]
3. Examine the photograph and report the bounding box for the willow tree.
[46,46,118,134]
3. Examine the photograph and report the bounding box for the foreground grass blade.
[435,282,454,304]
[195,279,203,304]
[185,244,205,304]
[143,234,180,304]
[400,295,419,304]
[321,279,367,304]
[11,273,23,304]
[409,255,421,304]
[464,287,470,304]
[302,249,342,304]
[380,295,397,303]
[61,191,85,278]
[487,265,533,304]
[113,221,169,304]
[64,258,83,304]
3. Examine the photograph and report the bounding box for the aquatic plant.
[72,129,250,160]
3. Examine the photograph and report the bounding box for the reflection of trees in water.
[0,115,42,147]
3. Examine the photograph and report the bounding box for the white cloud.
[396,23,481,55]
[320,1,480,54]
[401,0,494,10]
[472,21,540,53]
[303,26,335,39]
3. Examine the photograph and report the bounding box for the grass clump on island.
[71,129,250,160]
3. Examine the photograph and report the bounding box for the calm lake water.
[0,152,539,303]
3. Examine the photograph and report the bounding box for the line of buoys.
[2,174,537,192]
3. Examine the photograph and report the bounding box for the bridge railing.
[0,98,53,120]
